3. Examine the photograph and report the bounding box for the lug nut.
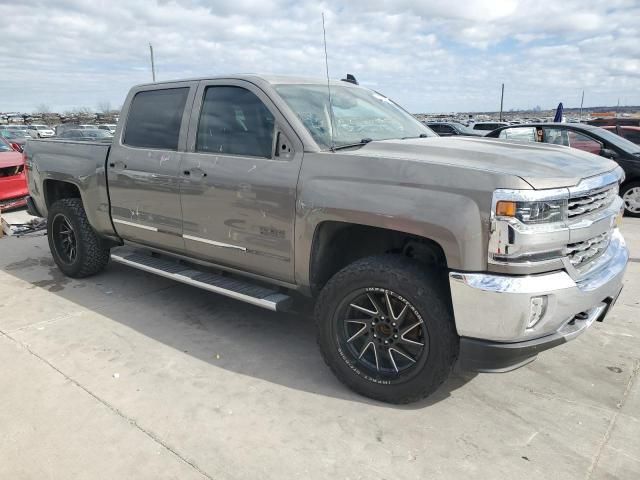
[392,322,396,326]
[384,340,388,344]
[394,334,398,338]
[373,334,377,338]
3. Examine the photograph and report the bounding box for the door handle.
[184,168,207,178]
[109,161,127,169]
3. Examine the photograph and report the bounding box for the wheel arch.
[306,220,452,294]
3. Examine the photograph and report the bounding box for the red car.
[603,125,640,145]
[0,137,28,211]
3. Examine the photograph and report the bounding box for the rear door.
[108,82,196,253]
[179,79,303,282]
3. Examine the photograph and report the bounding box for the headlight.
[496,199,568,224]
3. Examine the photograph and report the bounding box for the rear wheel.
[47,198,110,278]
[315,255,458,404]
[621,181,640,217]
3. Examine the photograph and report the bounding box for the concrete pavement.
[0,219,639,479]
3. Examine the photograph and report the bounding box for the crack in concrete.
[0,329,217,480]
[585,359,640,479]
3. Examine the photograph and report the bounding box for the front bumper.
[449,229,628,372]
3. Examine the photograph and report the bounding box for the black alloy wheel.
[51,213,77,264]
[337,288,428,379]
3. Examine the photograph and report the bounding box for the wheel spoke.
[349,303,377,316]
[358,341,379,371]
[384,291,394,318]
[366,293,382,315]
[389,346,416,364]
[388,349,399,373]
[400,321,425,346]
[346,321,368,343]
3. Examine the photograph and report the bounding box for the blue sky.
[0,0,638,113]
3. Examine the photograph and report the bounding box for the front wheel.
[47,198,111,278]
[621,181,640,217]
[315,255,458,404]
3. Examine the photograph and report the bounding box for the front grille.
[565,231,611,267]
[568,185,617,218]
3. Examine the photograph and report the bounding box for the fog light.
[527,296,547,329]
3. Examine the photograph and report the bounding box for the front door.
[108,82,196,252]
[179,80,303,282]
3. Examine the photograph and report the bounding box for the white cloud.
[0,0,638,113]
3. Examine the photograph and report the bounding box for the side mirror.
[601,148,619,159]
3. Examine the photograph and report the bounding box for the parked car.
[26,124,55,138]
[59,129,113,141]
[423,121,484,137]
[97,124,117,134]
[0,136,28,211]
[0,129,31,152]
[471,121,508,133]
[485,123,640,216]
[55,124,100,137]
[4,124,39,138]
[25,74,628,403]
[602,125,640,145]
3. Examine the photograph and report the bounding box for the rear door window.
[196,86,275,158]
[621,129,640,145]
[123,88,189,150]
[567,131,602,155]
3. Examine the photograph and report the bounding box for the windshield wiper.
[401,133,430,140]
[332,138,373,151]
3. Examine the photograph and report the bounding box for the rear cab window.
[123,87,189,150]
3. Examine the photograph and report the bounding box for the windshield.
[593,126,640,153]
[274,84,435,149]
[0,138,13,152]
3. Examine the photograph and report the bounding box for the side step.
[110,247,291,312]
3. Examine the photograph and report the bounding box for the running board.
[110,248,291,312]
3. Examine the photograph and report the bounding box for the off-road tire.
[47,198,110,278]
[315,254,459,404]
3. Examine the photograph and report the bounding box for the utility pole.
[149,43,156,82]
[499,83,504,122]
[579,90,584,122]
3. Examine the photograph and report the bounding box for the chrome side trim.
[113,218,158,232]
[182,234,246,251]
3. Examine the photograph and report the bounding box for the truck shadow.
[3,247,477,409]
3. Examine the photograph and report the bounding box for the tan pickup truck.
[25,75,628,403]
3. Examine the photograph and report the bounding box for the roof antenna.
[322,12,336,151]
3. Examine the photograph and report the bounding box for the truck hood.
[343,137,618,189]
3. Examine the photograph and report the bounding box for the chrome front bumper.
[449,229,628,369]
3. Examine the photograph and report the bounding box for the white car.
[97,124,117,134]
[27,124,55,138]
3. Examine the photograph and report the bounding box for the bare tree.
[35,103,51,114]
[97,101,112,114]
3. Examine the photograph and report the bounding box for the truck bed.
[25,138,116,238]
